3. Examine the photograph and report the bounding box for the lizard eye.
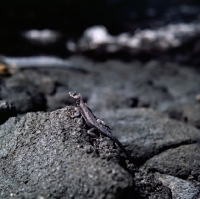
[73,92,78,96]
[69,91,79,98]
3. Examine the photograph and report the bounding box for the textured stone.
[155,173,200,199]
[97,108,200,165]
[0,106,174,199]
[0,106,133,199]
[143,143,200,181]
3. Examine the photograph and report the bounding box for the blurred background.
[1,0,200,58]
[1,0,200,128]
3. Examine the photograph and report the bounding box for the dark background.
[1,0,200,57]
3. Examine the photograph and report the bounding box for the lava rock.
[96,107,200,197]
[134,169,172,199]
[155,173,200,199]
[2,57,200,130]
[0,106,133,199]
[0,72,46,113]
[143,143,200,182]
[96,108,200,166]
[0,106,174,199]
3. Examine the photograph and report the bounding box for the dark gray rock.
[22,70,57,95]
[0,106,173,199]
[0,73,46,113]
[96,108,200,198]
[84,60,173,112]
[71,59,200,124]
[96,108,200,165]
[143,143,200,182]
[88,89,137,111]
[47,91,73,111]
[0,106,133,199]
[2,56,200,197]
[155,173,200,199]
[182,103,200,129]
[135,60,199,112]
[2,57,200,132]
[133,169,172,199]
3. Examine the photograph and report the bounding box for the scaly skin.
[69,91,131,160]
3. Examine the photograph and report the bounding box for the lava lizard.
[69,91,131,160]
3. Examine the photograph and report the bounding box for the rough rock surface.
[155,173,200,199]
[1,56,200,198]
[1,105,200,198]
[97,108,200,198]
[96,108,200,165]
[143,143,200,181]
[0,106,175,199]
[0,106,132,199]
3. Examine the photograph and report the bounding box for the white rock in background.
[67,22,200,53]
[22,29,61,44]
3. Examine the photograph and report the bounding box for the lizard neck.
[75,97,83,107]
[75,99,80,107]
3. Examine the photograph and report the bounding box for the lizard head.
[69,91,81,100]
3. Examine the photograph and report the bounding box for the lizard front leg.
[87,127,98,138]
[97,118,112,131]
[97,118,106,125]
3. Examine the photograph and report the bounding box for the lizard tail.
[108,134,132,161]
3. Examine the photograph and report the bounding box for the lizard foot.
[87,127,98,138]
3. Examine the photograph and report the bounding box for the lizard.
[69,91,131,161]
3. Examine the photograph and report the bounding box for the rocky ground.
[1,1,200,198]
[0,56,200,198]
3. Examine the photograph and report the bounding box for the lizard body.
[69,91,131,160]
